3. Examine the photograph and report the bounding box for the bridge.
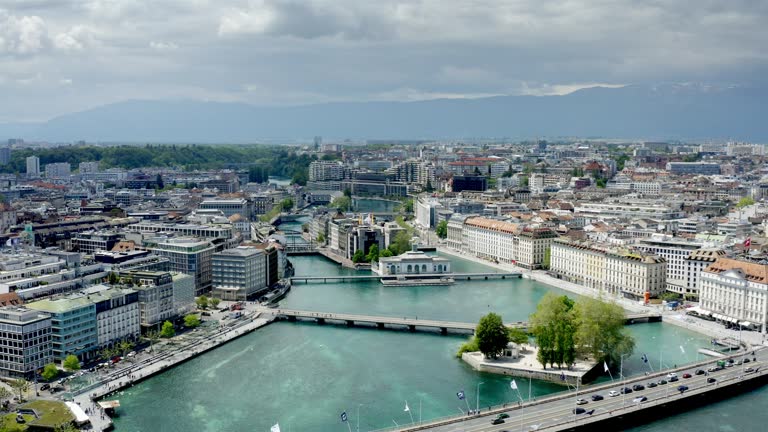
[279,228,319,255]
[289,272,523,283]
[264,308,660,334]
[379,348,767,432]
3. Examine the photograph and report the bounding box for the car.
[678,385,689,393]
[496,413,509,419]
[736,360,743,365]
[608,390,620,397]
[632,384,645,391]
[491,418,505,425]
[695,369,706,375]
[707,366,719,372]
[620,387,633,394]
[743,358,751,364]
[591,394,604,401]
[707,377,717,383]
[657,379,668,385]
[726,362,734,368]
[40,384,50,391]
[647,382,658,388]
[127,351,136,358]
[632,396,648,403]
[728,358,735,364]
[573,408,586,415]
[575,398,588,405]
[745,367,755,373]
[682,373,692,379]
[669,376,679,382]
[667,372,678,378]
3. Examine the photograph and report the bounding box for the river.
[111,252,763,432]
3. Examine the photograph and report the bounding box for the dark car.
[40,384,50,391]
[657,379,668,385]
[695,369,706,375]
[647,382,658,388]
[669,376,679,382]
[743,358,751,364]
[620,387,633,394]
[707,377,717,383]
[682,373,692,379]
[728,358,735,364]
[496,413,509,419]
[632,384,645,391]
[573,408,586,415]
[591,394,604,401]
[492,418,505,425]
[678,385,689,393]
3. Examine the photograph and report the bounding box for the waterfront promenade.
[70,310,273,431]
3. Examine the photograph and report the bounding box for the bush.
[456,337,479,358]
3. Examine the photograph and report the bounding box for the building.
[415,197,444,228]
[635,236,704,295]
[72,230,123,255]
[146,237,216,295]
[666,162,721,175]
[172,273,196,315]
[699,258,768,333]
[684,249,726,299]
[120,271,176,330]
[447,158,508,178]
[199,198,253,220]
[309,161,345,182]
[27,296,99,362]
[84,285,141,349]
[373,249,451,276]
[0,145,10,165]
[451,175,487,192]
[26,156,40,177]
[45,162,71,179]
[211,247,268,301]
[550,238,667,300]
[0,307,52,378]
[79,161,100,174]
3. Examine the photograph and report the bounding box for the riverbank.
[71,310,274,431]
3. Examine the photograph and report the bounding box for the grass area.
[0,413,33,431]
[21,400,74,429]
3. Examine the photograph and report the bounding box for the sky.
[0,0,766,122]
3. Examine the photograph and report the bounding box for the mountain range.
[1,84,765,143]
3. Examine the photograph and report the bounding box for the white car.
[575,398,588,405]
[608,390,620,397]
[666,372,677,378]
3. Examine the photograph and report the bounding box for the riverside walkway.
[266,308,660,334]
[381,347,767,432]
[290,272,522,283]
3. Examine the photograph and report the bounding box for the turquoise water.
[112,254,734,432]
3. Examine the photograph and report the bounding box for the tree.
[118,340,135,357]
[541,247,551,270]
[160,321,176,338]
[573,297,635,367]
[380,249,393,258]
[475,313,509,359]
[184,314,201,328]
[366,244,380,263]
[519,176,529,187]
[9,379,29,402]
[529,293,576,369]
[596,178,607,188]
[107,272,119,285]
[507,327,529,346]
[280,198,294,212]
[425,179,434,192]
[352,249,366,263]
[155,174,164,190]
[144,329,160,352]
[0,386,12,403]
[54,424,79,432]
[209,297,221,309]
[63,355,81,372]
[316,233,325,244]
[196,295,209,310]
[42,363,59,381]
[389,230,412,255]
[737,197,755,209]
[330,196,352,212]
[436,220,448,239]
[343,188,352,198]
[399,198,414,213]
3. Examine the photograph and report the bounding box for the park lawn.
[0,412,33,431]
[21,400,74,429]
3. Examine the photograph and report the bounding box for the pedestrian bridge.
[289,272,523,283]
[265,308,660,335]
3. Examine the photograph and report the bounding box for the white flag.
[604,361,609,373]
[679,345,685,354]
[404,401,410,412]
[271,424,281,432]
[510,379,518,390]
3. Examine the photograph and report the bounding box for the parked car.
[591,394,604,401]
[40,384,50,391]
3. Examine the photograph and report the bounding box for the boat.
[260,282,292,305]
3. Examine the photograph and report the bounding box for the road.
[392,348,766,432]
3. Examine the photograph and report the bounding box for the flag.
[745,237,752,248]
[560,372,566,381]
[340,412,348,422]
[641,354,648,363]
[510,379,518,390]
[404,402,410,412]
[586,409,595,416]
[457,390,465,400]
[679,345,685,354]
[603,361,609,373]
[271,424,281,432]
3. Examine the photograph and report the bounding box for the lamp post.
[357,404,363,432]
[476,382,484,413]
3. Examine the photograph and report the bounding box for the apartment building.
[309,161,345,182]
[684,249,726,298]
[120,271,176,330]
[84,285,141,349]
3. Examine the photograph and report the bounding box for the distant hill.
[1,84,765,142]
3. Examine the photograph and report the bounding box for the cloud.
[149,41,179,51]
[0,9,49,55]
[53,25,95,51]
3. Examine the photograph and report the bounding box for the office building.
[120,271,176,330]
[0,145,10,165]
[666,162,721,175]
[212,247,268,301]
[27,296,99,362]
[146,238,216,295]
[699,258,768,333]
[0,307,52,378]
[26,156,40,177]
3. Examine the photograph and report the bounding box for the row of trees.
[350,230,413,264]
[195,295,221,310]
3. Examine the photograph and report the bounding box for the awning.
[699,309,713,317]
[727,317,739,324]
[712,313,723,320]
[739,321,753,327]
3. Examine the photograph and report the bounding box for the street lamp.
[476,382,484,413]
[357,404,364,432]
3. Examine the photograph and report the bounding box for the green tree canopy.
[380,248,393,258]
[209,297,221,309]
[507,327,529,346]
[42,363,59,381]
[331,196,352,212]
[541,247,551,270]
[196,296,209,310]
[529,293,576,369]
[63,355,81,372]
[737,196,755,209]
[9,379,29,401]
[389,230,412,255]
[184,314,201,328]
[475,313,509,359]
[280,198,294,212]
[436,220,448,239]
[366,244,380,263]
[352,249,366,263]
[574,297,635,367]
[160,321,176,338]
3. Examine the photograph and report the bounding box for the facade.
[26,156,40,177]
[415,197,444,228]
[27,296,99,362]
[666,162,721,175]
[374,250,451,276]
[550,238,667,299]
[635,236,704,295]
[72,230,123,255]
[79,161,100,173]
[172,273,196,315]
[211,247,267,301]
[45,162,71,179]
[121,271,176,330]
[451,175,487,192]
[309,161,345,182]
[699,258,768,333]
[85,285,141,349]
[148,237,216,295]
[684,249,726,298]
[0,145,10,165]
[447,158,507,178]
[199,198,253,220]
[0,307,52,378]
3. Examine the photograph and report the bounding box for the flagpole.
[405,400,415,425]
[419,398,422,424]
